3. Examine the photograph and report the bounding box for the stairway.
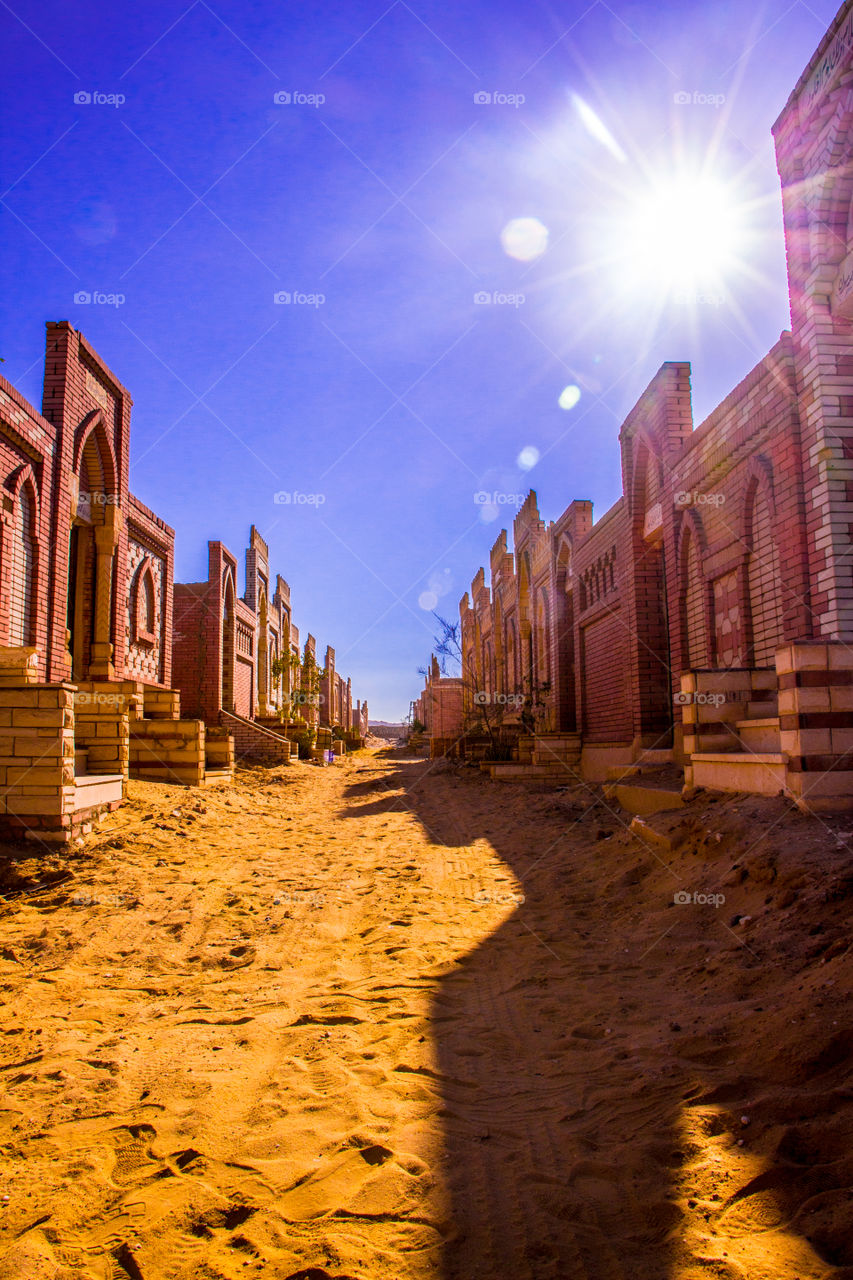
[690,697,786,797]
[219,710,293,765]
[487,732,582,784]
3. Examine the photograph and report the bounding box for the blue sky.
[1,0,839,718]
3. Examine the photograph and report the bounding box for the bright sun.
[623,175,743,297]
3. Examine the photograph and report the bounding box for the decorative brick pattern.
[125,536,166,683]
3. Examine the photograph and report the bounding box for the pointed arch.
[679,517,711,669]
[630,434,663,520]
[257,587,269,714]
[221,568,236,712]
[130,556,157,645]
[73,412,118,507]
[533,586,551,687]
[7,472,39,646]
[744,476,783,666]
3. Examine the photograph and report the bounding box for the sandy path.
[1,750,852,1280]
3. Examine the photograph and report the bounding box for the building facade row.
[418,3,853,812]
[0,322,366,842]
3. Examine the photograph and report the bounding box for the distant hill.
[369,721,407,740]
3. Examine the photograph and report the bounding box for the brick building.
[448,5,853,811]
[0,323,231,842]
[173,528,366,761]
[412,656,464,757]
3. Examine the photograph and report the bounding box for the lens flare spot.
[501,217,549,262]
[558,385,582,411]
[572,93,627,163]
[517,446,540,470]
[418,591,438,611]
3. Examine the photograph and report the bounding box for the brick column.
[778,641,853,811]
[89,506,122,678]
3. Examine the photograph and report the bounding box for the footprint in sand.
[108,1123,159,1186]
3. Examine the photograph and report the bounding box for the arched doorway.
[257,591,269,716]
[221,573,236,713]
[554,540,576,731]
[682,529,710,669]
[9,483,36,646]
[746,486,783,666]
[67,430,116,680]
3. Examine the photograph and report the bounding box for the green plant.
[292,728,315,760]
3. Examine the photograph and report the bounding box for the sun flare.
[622,174,744,297]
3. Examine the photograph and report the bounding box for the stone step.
[73,773,124,811]
[691,751,788,797]
[734,717,781,753]
[605,761,671,782]
[202,768,232,786]
[489,762,581,781]
[604,782,685,816]
[220,711,292,765]
[532,750,582,766]
[634,748,673,764]
[746,697,778,718]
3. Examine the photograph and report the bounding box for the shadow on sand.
[339,751,853,1280]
